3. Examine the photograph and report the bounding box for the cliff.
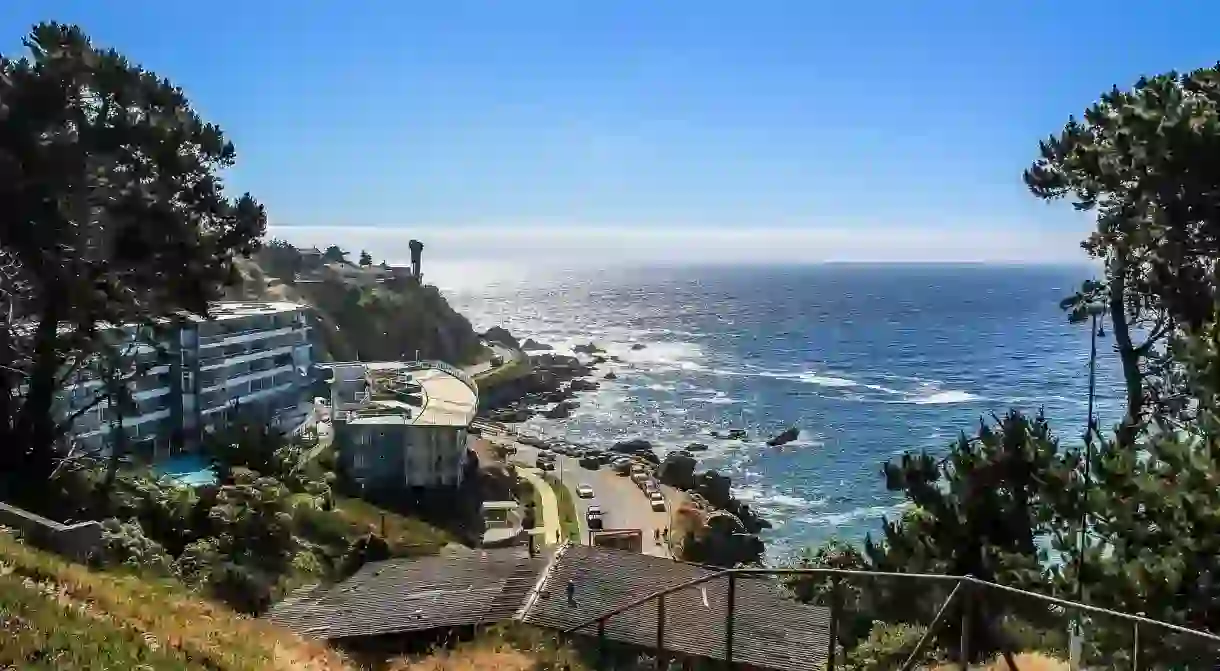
[226,245,483,364]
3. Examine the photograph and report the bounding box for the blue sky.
[4,1,1217,264]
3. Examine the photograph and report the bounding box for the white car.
[649,491,666,511]
[576,483,595,499]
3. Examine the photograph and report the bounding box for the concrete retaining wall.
[0,502,101,563]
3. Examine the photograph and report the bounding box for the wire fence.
[562,568,1220,670]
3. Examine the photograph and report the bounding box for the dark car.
[586,505,604,530]
[579,455,601,470]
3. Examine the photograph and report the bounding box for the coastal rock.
[685,442,708,452]
[766,427,800,447]
[543,400,579,419]
[608,355,623,363]
[695,470,734,510]
[569,378,599,392]
[482,326,520,349]
[614,439,653,461]
[630,343,647,351]
[521,338,553,351]
[592,355,607,365]
[658,451,697,490]
[603,371,618,380]
[573,342,604,355]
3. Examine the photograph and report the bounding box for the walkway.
[516,466,561,547]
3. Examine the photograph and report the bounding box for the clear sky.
[4,1,1218,265]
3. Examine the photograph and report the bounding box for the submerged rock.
[685,442,708,452]
[630,343,647,351]
[603,371,618,380]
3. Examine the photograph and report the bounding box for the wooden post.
[656,593,667,670]
[725,574,737,668]
[827,576,841,671]
[1130,624,1139,670]
[598,619,606,669]
[959,580,972,670]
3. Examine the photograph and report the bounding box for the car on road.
[612,458,633,475]
[586,505,604,530]
[520,435,548,449]
[538,460,556,471]
[649,492,666,511]
[576,483,595,498]
[579,454,601,470]
[630,472,649,485]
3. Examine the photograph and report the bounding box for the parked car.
[630,472,649,485]
[586,505,604,530]
[576,483,595,498]
[630,463,646,475]
[579,455,601,470]
[649,492,666,512]
[613,458,633,475]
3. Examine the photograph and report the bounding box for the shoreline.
[474,327,774,565]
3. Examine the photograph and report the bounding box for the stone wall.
[0,501,101,563]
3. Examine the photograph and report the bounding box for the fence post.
[656,593,666,670]
[958,578,972,670]
[827,576,841,671]
[725,573,737,668]
[1132,613,1141,671]
[598,619,606,669]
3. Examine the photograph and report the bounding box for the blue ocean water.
[442,264,1123,560]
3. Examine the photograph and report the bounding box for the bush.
[844,622,938,670]
[207,561,276,615]
[93,518,172,574]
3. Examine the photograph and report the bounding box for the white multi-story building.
[66,301,314,461]
[328,361,478,490]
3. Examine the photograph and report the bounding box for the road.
[504,441,674,557]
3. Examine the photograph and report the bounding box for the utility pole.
[1070,303,1105,671]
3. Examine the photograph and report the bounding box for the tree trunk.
[13,301,65,486]
[1106,264,1142,449]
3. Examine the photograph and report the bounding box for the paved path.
[515,466,561,548]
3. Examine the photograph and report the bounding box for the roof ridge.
[515,543,568,621]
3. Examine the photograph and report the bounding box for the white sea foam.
[909,390,980,405]
[733,486,825,510]
[799,503,908,527]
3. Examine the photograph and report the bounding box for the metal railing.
[562,568,1220,670]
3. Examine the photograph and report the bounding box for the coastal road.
[504,441,674,558]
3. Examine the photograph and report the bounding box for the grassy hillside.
[0,531,354,671]
[228,246,483,364]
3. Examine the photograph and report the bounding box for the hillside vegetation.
[229,241,483,364]
[0,530,354,671]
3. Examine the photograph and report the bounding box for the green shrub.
[844,622,938,670]
[93,518,172,575]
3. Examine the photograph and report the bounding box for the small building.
[328,361,478,491]
[267,544,831,671]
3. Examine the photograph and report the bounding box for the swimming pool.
[151,455,217,487]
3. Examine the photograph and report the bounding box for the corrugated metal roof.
[266,544,830,671]
[266,550,547,640]
[521,545,830,671]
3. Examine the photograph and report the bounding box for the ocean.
[438,263,1124,560]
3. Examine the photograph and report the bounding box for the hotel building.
[65,301,315,460]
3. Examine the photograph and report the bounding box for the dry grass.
[387,646,539,671]
[0,530,354,671]
[928,652,1067,670]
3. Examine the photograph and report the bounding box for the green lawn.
[543,474,581,543]
[472,355,532,390]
